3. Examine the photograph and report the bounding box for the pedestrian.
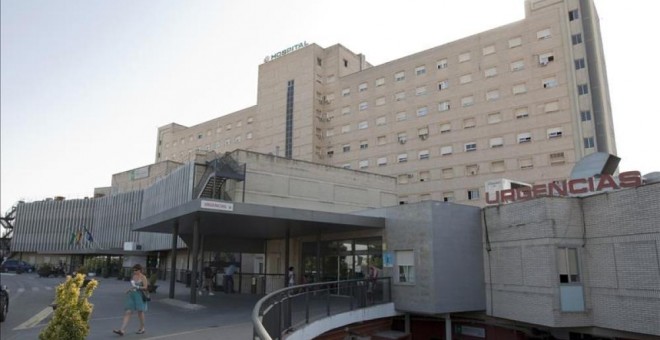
[367,263,379,303]
[223,263,236,294]
[288,266,296,287]
[203,266,215,296]
[113,264,148,336]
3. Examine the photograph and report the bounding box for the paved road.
[0,272,259,339]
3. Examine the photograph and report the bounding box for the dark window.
[580,110,592,121]
[572,33,583,45]
[285,80,295,158]
[574,58,586,70]
[317,58,322,66]
[343,59,348,67]
[578,84,589,95]
[584,137,595,149]
[568,9,580,21]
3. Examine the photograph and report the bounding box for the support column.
[284,228,290,287]
[190,216,200,304]
[405,313,411,334]
[169,220,179,299]
[445,313,452,340]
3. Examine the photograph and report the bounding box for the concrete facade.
[483,183,660,338]
[154,0,616,207]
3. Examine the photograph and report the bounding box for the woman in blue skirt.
[113,264,149,336]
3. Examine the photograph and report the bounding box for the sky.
[2,0,659,215]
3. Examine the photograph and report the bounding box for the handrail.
[252,277,391,340]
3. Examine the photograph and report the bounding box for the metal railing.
[252,277,391,340]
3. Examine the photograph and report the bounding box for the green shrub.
[39,274,98,340]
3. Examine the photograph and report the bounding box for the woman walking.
[113,264,149,336]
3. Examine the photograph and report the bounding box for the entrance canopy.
[132,199,385,239]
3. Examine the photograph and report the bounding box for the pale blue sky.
[2,0,659,214]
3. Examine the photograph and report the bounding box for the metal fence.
[252,277,391,340]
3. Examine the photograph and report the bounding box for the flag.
[68,231,76,246]
[75,230,83,245]
[83,225,94,242]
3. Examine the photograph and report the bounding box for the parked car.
[0,260,35,273]
[0,285,8,322]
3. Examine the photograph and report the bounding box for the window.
[443,192,454,202]
[359,101,368,111]
[545,101,560,113]
[326,129,335,137]
[342,144,351,152]
[539,52,554,65]
[440,145,453,156]
[397,153,408,163]
[415,86,427,96]
[464,142,477,152]
[358,121,368,130]
[377,136,387,145]
[572,33,583,45]
[415,65,426,76]
[542,77,558,88]
[512,83,527,95]
[584,137,595,148]
[508,37,522,48]
[568,9,579,21]
[397,132,407,144]
[466,164,479,176]
[418,127,429,140]
[578,84,589,95]
[234,136,241,143]
[486,90,500,101]
[438,80,449,91]
[459,74,472,84]
[342,163,351,169]
[419,171,430,182]
[547,127,563,139]
[482,45,495,56]
[550,152,566,165]
[341,125,350,133]
[436,58,448,69]
[484,67,497,78]
[461,96,474,107]
[467,189,480,200]
[376,116,387,126]
[396,111,407,121]
[438,101,450,112]
[488,112,502,124]
[419,150,430,160]
[458,52,471,63]
[226,124,232,130]
[341,88,350,97]
[416,107,428,117]
[574,58,586,70]
[326,150,334,157]
[396,250,415,283]
[463,118,476,129]
[359,160,369,169]
[537,28,551,40]
[247,117,254,124]
[198,134,203,139]
[558,248,580,283]
[440,122,451,133]
[358,82,368,92]
[377,157,387,166]
[518,132,532,143]
[490,137,504,148]
[375,77,385,87]
[343,59,348,67]
[519,158,533,169]
[394,91,406,101]
[394,71,405,82]
[442,168,454,179]
[342,106,351,115]
[580,110,592,121]
[491,160,505,172]
[510,60,525,72]
[376,97,386,106]
[360,140,368,149]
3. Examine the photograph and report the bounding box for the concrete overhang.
[38,249,149,256]
[132,199,385,239]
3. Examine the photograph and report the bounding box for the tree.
[39,274,98,340]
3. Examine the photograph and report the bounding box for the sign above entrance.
[201,200,234,212]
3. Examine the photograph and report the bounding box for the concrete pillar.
[284,228,290,287]
[169,220,178,299]
[445,313,452,340]
[405,313,411,334]
[190,217,200,304]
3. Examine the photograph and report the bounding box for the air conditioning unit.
[420,134,428,140]
[407,174,414,178]
[399,139,407,144]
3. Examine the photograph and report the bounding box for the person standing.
[203,266,215,296]
[113,264,148,336]
[287,266,296,287]
[223,263,236,294]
